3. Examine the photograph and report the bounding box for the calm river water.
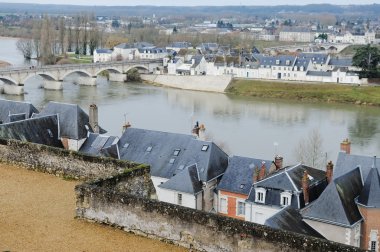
[0,37,379,165]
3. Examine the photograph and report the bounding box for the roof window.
[201,145,209,151]
[173,149,181,156]
[146,146,153,152]
[169,158,175,164]
[123,143,130,148]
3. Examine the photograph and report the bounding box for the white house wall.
[159,188,197,209]
[151,176,169,202]
[244,203,281,225]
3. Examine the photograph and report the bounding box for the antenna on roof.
[273,142,279,156]
[373,156,377,169]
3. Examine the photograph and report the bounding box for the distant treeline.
[0,3,379,17]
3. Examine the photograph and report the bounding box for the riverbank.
[0,163,184,252]
[226,79,380,106]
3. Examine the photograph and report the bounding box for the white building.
[93,49,112,63]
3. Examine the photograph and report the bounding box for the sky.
[6,0,380,6]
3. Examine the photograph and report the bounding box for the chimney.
[302,171,310,205]
[253,166,259,183]
[89,104,99,134]
[122,121,131,133]
[259,161,266,180]
[274,155,283,170]
[199,124,206,141]
[373,156,377,169]
[326,161,334,184]
[340,138,351,154]
[192,121,200,137]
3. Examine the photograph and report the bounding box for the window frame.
[255,187,266,204]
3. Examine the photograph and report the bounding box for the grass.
[339,44,380,56]
[227,79,380,106]
[66,54,93,64]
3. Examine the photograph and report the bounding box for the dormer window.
[280,191,292,207]
[276,59,280,65]
[255,188,266,204]
[201,145,209,151]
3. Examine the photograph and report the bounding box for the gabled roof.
[302,167,363,227]
[34,102,106,140]
[328,58,352,67]
[117,128,228,182]
[265,206,324,239]
[79,133,118,157]
[357,162,380,208]
[217,156,272,195]
[253,54,296,67]
[159,164,203,195]
[0,99,38,124]
[0,115,63,148]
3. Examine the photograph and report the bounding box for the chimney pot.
[274,155,283,170]
[259,161,267,180]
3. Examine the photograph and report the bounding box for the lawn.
[227,79,380,106]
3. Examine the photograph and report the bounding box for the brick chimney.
[192,121,200,137]
[274,155,283,170]
[253,166,259,183]
[326,161,334,184]
[122,121,131,133]
[340,138,351,154]
[302,170,310,205]
[259,161,267,180]
[89,104,99,134]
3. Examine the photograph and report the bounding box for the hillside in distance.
[0,2,379,17]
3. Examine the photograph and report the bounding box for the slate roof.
[265,207,324,239]
[117,128,228,182]
[334,152,380,181]
[159,164,203,195]
[357,161,380,208]
[167,42,192,48]
[95,49,112,54]
[302,167,363,227]
[138,47,167,54]
[79,133,118,157]
[254,55,296,67]
[247,164,327,209]
[0,99,38,124]
[328,58,352,67]
[217,156,272,195]
[115,42,154,49]
[190,55,204,68]
[306,71,332,77]
[34,102,106,140]
[0,115,63,148]
[298,53,328,65]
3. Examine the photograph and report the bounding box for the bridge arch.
[61,70,93,80]
[125,65,150,73]
[95,67,122,76]
[0,76,18,85]
[22,72,57,84]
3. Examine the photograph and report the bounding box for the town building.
[93,49,113,63]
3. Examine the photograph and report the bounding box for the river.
[0,37,379,166]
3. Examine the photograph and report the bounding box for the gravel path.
[0,163,185,252]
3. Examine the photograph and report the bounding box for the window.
[255,188,266,204]
[146,146,153,152]
[220,198,227,213]
[123,143,129,148]
[240,184,245,189]
[280,192,292,207]
[371,241,376,252]
[237,201,245,216]
[47,129,53,138]
[169,158,175,164]
[201,145,209,151]
[173,149,180,156]
[177,193,182,205]
[178,165,185,170]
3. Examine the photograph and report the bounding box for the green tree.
[353,45,380,78]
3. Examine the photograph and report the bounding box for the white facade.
[245,202,281,225]
[279,31,314,42]
[93,50,112,63]
[63,138,86,151]
[332,31,376,45]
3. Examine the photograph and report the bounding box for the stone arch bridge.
[0,60,161,95]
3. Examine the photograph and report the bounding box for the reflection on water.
[0,37,379,164]
[1,76,379,165]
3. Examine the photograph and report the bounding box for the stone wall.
[76,167,363,252]
[0,138,140,180]
[141,74,232,93]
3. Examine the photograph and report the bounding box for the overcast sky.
[6,0,380,6]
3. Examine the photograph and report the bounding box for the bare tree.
[40,16,56,64]
[294,129,324,169]
[16,39,33,59]
[81,13,88,55]
[74,15,81,55]
[67,18,73,52]
[58,17,66,55]
[32,20,42,59]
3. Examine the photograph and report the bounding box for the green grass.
[227,79,380,106]
[66,54,93,64]
[339,45,380,56]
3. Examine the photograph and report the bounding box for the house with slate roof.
[265,206,324,239]
[112,42,155,61]
[216,156,272,220]
[245,163,327,225]
[0,99,38,124]
[79,133,119,157]
[110,127,229,211]
[93,49,113,62]
[0,114,63,148]
[301,139,380,250]
[34,102,106,151]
